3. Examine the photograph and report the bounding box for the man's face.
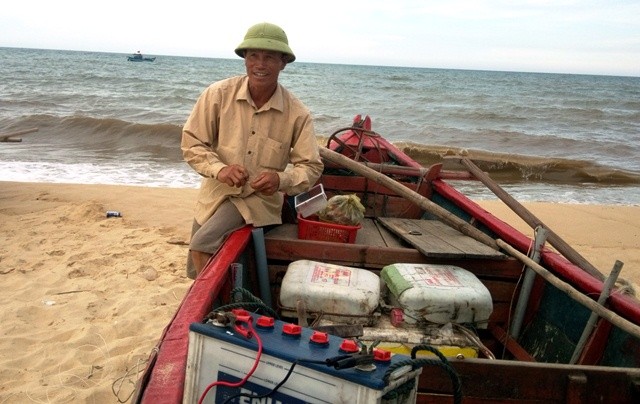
[244,49,286,88]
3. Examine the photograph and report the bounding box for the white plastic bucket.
[381,263,493,328]
[280,260,380,324]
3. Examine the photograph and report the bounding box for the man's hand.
[250,172,280,195]
[218,164,249,187]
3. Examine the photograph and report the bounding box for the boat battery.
[183,313,422,404]
[381,263,493,328]
[280,260,380,325]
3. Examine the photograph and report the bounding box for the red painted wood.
[138,226,253,403]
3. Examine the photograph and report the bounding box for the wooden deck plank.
[355,218,385,246]
[264,219,520,277]
[359,218,407,247]
[378,218,505,259]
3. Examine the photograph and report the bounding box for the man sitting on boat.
[181,22,324,279]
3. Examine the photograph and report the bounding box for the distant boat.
[127,51,156,62]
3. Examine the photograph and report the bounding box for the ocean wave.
[398,142,640,185]
[1,114,183,163]
[4,114,640,187]
[2,114,181,142]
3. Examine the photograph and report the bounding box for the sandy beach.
[1,181,639,403]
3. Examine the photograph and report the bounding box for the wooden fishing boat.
[132,115,640,403]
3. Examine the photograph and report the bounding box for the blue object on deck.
[252,227,272,309]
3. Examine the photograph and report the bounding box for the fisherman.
[181,22,323,279]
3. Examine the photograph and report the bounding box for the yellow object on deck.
[361,315,481,358]
[370,341,479,359]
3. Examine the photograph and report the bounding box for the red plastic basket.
[297,214,360,243]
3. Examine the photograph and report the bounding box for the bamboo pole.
[319,147,499,250]
[497,240,640,340]
[324,160,430,178]
[459,157,605,281]
[0,127,39,142]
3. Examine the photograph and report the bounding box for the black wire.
[220,358,327,404]
[385,344,463,404]
[220,362,297,404]
[411,344,449,362]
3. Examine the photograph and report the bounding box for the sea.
[2,47,640,205]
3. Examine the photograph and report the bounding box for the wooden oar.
[318,147,499,250]
[458,157,605,281]
[0,127,39,143]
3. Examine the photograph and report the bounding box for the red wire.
[197,321,263,404]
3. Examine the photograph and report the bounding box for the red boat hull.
[134,117,640,403]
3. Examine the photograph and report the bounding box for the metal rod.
[230,263,244,302]
[510,227,549,339]
[569,260,624,364]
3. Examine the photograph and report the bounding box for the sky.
[2,0,639,77]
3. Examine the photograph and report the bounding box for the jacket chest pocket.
[248,136,288,170]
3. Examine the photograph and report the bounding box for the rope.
[202,287,278,322]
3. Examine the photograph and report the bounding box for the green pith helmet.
[235,22,296,63]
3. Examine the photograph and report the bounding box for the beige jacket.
[182,75,323,226]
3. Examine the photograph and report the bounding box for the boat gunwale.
[134,227,252,403]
